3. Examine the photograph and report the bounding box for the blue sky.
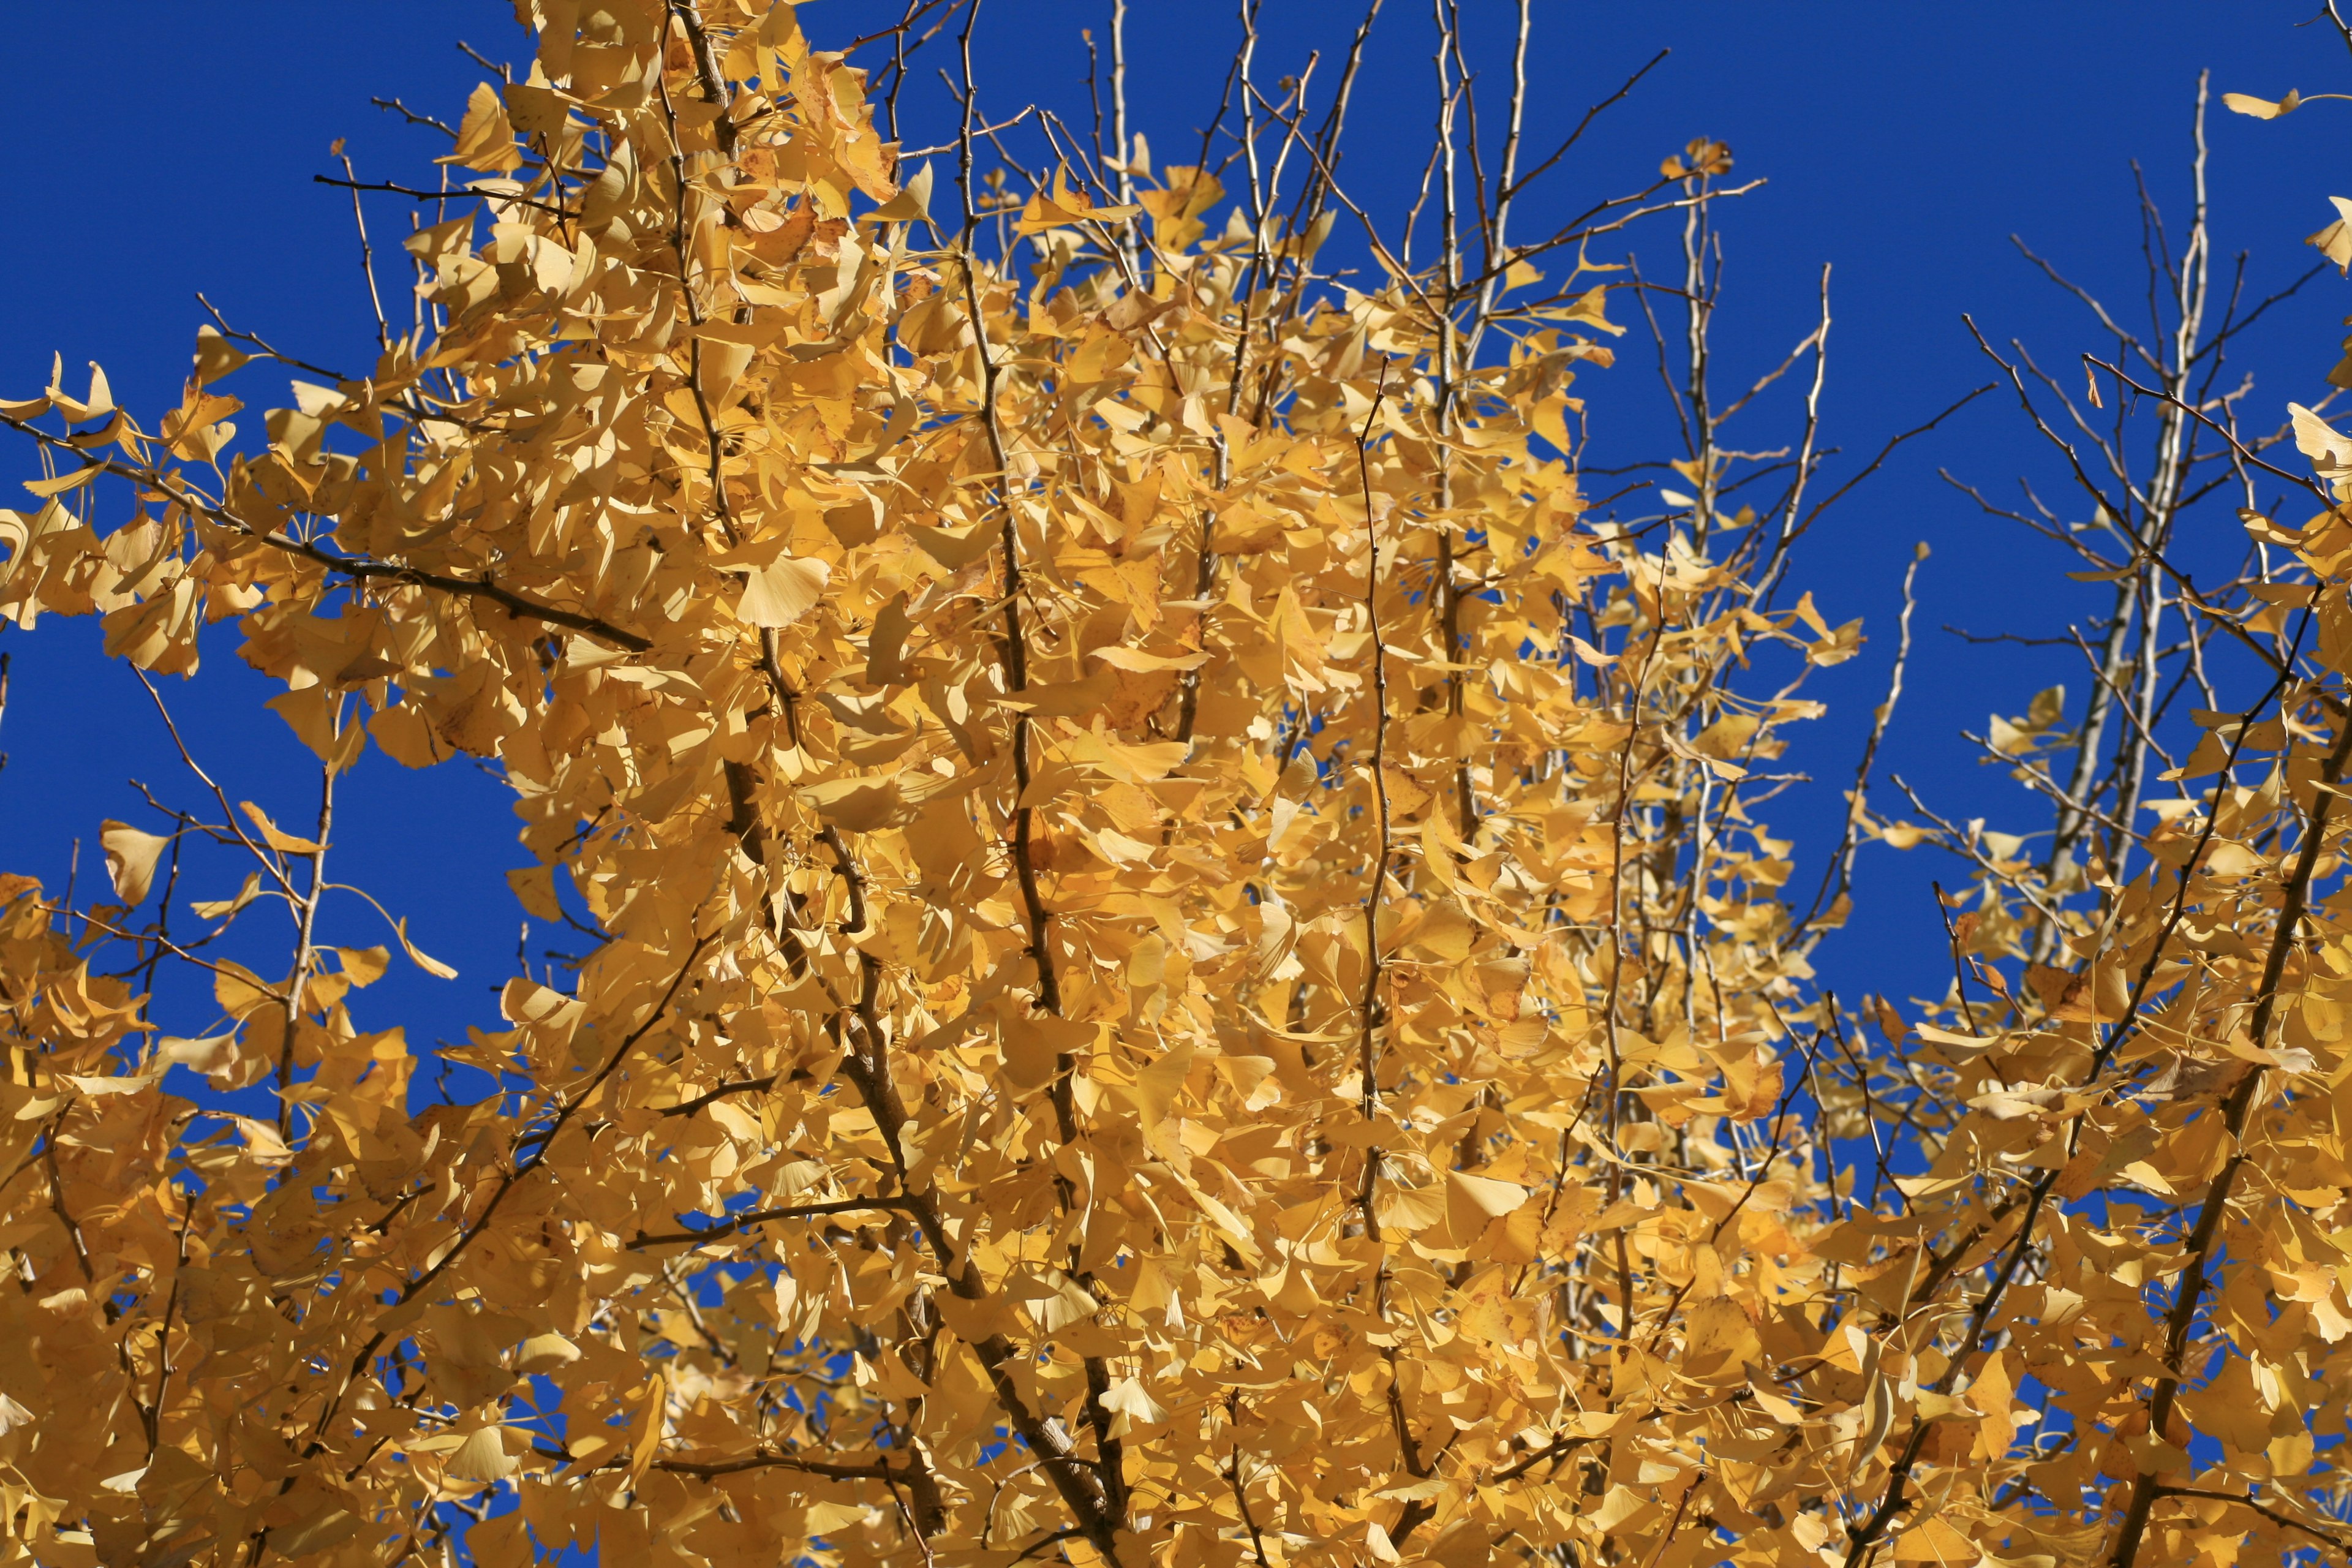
[0,1,2340,1051]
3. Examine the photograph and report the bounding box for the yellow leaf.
[625,1370,666,1485]
[394,917,458,980]
[796,769,956,832]
[21,466,97,498]
[1000,1011,1092,1091]
[334,946,390,988]
[189,871,264,923]
[445,1426,519,1482]
[516,1332,581,1373]
[438,83,524,173]
[213,961,277,1019]
[239,801,322,855]
[1090,645,1212,673]
[804,1501,870,1535]
[2310,198,2352,275]
[192,324,251,385]
[99,820,171,906]
[507,865,564,921]
[1099,1375,1168,1428]
[1681,1297,1760,1384]
[1446,1170,1528,1240]
[1891,1516,1979,1564]
[869,160,934,223]
[266,687,364,774]
[2222,88,2301,119]
[2293,400,2352,475]
[736,556,831,628]
[228,1114,293,1167]
[1374,1181,1446,1234]
[1124,1042,1196,1128]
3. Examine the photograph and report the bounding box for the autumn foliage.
[10,4,2352,1567]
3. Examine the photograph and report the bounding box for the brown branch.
[666,1,740,156]
[2108,714,2352,1568]
[196,293,351,382]
[1966,330,2298,687]
[42,1129,93,1282]
[626,1196,921,1250]
[2148,1486,2352,1555]
[654,1449,905,1482]
[1493,1433,1596,1483]
[299,937,710,1456]
[313,175,575,220]
[656,1075,777,1118]
[1800,543,1924,940]
[130,669,309,911]
[276,752,336,1142]
[2094,648,2305,1071]
[1354,362,1395,1235]
[1757,383,1993,605]
[951,15,1129,1542]
[1500,49,1668,203]
[335,151,392,350]
[372,97,455,137]
[0,419,653,652]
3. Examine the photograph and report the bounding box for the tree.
[2,4,2352,1567]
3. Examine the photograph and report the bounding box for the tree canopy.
[5,6,2352,1568]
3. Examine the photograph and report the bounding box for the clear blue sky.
[0,2,2338,1051]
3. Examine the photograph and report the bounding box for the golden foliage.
[6,6,2352,1568]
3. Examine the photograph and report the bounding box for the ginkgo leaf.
[1446,1170,1529,1239]
[794,769,953,832]
[999,1011,1092,1091]
[1891,1517,1979,1563]
[1090,645,1212,672]
[1124,1042,1196,1127]
[1098,1376,1168,1423]
[211,960,276,1019]
[393,917,457,979]
[736,556,831,627]
[334,946,390,987]
[2310,197,2352,273]
[2222,88,2301,118]
[625,1371,666,1486]
[869,160,933,222]
[160,1033,238,1072]
[227,1115,293,1167]
[98,820,170,907]
[2292,401,2352,481]
[1016,167,1141,235]
[804,1501,870,1535]
[192,323,250,385]
[437,83,523,173]
[239,801,322,855]
[516,1332,581,1373]
[1374,1181,1446,1234]
[1682,1297,1762,1384]
[507,865,563,921]
[189,871,264,922]
[47,360,111,423]
[445,1426,519,1482]
[23,466,97,498]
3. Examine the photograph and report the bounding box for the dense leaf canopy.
[6,6,2352,1568]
